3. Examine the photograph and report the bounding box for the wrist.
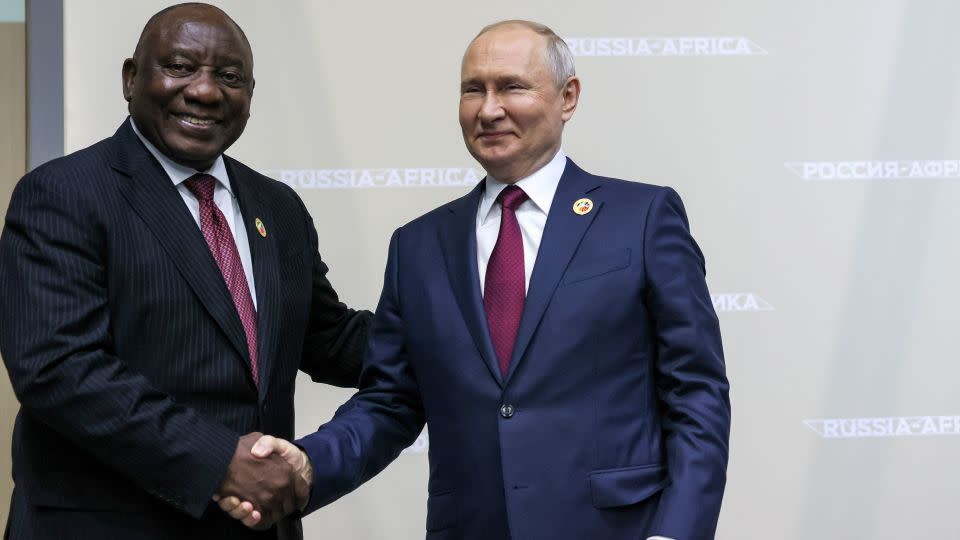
[299,449,313,486]
[297,448,313,511]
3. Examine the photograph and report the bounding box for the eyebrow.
[160,49,250,68]
[460,74,527,88]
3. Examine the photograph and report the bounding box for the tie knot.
[498,185,528,211]
[185,174,216,203]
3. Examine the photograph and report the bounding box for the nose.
[183,69,222,105]
[478,91,505,124]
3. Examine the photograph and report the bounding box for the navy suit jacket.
[0,121,370,539]
[299,159,730,540]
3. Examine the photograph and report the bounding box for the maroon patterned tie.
[185,174,259,386]
[484,185,529,377]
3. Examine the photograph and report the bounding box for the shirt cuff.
[647,536,676,540]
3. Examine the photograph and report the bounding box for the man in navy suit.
[225,19,730,540]
[0,3,370,538]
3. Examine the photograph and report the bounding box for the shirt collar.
[129,118,232,195]
[478,149,567,226]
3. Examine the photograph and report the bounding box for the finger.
[241,509,262,528]
[228,500,255,520]
[239,432,264,447]
[275,439,297,460]
[217,495,241,513]
[275,440,307,473]
[211,493,221,502]
[251,435,278,458]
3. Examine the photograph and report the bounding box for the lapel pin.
[572,198,593,216]
[255,218,267,238]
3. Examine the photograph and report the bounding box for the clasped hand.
[213,432,313,529]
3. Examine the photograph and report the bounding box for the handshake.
[213,432,312,530]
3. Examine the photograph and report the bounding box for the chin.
[473,147,508,162]
[170,151,218,170]
[477,156,514,174]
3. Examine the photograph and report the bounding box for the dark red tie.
[185,174,259,386]
[484,185,529,377]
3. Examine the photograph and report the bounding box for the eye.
[220,71,244,85]
[164,62,192,76]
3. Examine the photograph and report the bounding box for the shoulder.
[569,164,688,225]
[393,187,478,239]
[563,158,677,203]
[6,137,125,228]
[407,198,462,227]
[17,136,116,196]
[2,137,126,244]
[593,174,676,203]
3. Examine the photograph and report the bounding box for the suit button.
[500,404,515,418]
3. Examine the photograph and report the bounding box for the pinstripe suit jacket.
[0,121,370,539]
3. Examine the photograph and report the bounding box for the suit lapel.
[438,182,504,386]
[505,159,603,382]
[228,159,280,400]
[111,122,253,377]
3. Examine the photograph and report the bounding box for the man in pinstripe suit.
[0,3,370,538]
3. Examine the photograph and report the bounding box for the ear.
[121,58,136,103]
[559,76,580,122]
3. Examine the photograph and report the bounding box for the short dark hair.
[133,3,251,60]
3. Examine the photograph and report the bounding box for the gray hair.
[471,20,576,89]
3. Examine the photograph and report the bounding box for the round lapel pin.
[255,218,267,237]
[572,198,593,215]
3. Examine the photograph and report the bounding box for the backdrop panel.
[62,2,960,538]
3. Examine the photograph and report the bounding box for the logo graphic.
[402,430,429,454]
[565,36,767,57]
[572,198,593,215]
[785,160,960,181]
[804,416,960,439]
[270,168,485,190]
[710,292,774,313]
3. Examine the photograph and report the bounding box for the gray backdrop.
[61,1,960,538]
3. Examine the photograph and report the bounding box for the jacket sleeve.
[643,187,731,539]
[0,172,238,518]
[297,228,425,512]
[295,192,372,389]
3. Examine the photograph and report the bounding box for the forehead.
[462,27,547,76]
[142,10,250,62]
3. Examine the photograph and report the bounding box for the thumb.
[251,435,277,458]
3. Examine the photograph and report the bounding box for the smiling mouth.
[175,114,219,126]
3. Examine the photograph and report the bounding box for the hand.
[253,435,313,509]
[214,434,314,528]
[212,494,262,528]
[214,432,300,529]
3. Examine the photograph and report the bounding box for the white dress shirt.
[130,119,257,309]
[476,150,566,296]
[475,150,674,540]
